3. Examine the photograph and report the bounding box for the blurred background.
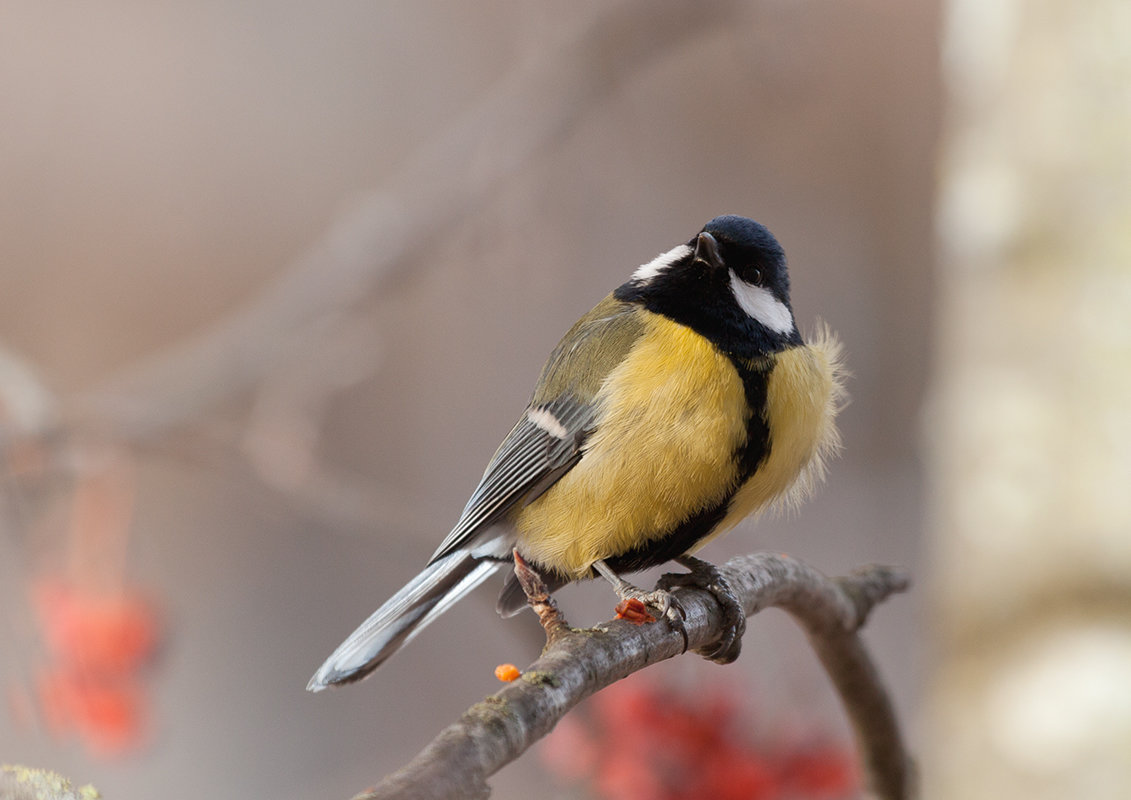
[1,1,1128,798]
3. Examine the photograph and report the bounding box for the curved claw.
[658,555,747,664]
[658,592,690,654]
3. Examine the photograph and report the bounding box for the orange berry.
[494,663,521,682]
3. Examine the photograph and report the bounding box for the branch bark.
[0,765,101,800]
[356,553,912,800]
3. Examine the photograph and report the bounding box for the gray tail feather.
[307,551,502,691]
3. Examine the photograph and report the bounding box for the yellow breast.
[514,312,749,578]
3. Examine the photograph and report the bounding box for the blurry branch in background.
[64,0,739,439]
[0,362,163,757]
[0,0,744,531]
[360,554,912,800]
[0,347,57,442]
[0,0,744,530]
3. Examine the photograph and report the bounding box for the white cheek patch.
[527,407,569,439]
[728,270,795,334]
[632,244,692,283]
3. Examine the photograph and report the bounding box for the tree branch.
[0,765,101,800]
[356,553,912,800]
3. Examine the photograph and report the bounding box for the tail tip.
[307,659,375,693]
[307,664,348,692]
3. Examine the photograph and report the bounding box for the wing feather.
[428,297,646,565]
[428,396,591,563]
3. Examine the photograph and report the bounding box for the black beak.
[693,231,723,270]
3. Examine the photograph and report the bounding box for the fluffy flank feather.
[774,321,847,513]
[710,323,846,536]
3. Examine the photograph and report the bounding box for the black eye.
[748,267,763,284]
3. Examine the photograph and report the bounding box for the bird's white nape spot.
[728,270,795,334]
[632,244,692,283]
[527,407,569,439]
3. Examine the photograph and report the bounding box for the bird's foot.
[592,560,688,651]
[657,555,746,664]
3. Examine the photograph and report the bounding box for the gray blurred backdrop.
[4,2,939,798]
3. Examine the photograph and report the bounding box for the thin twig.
[356,553,912,800]
[511,550,570,642]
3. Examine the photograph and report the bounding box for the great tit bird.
[308,215,844,691]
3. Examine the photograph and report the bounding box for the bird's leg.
[512,550,570,643]
[592,560,688,650]
[657,555,747,664]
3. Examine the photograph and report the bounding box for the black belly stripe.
[601,502,730,574]
[599,353,778,576]
[731,354,774,481]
